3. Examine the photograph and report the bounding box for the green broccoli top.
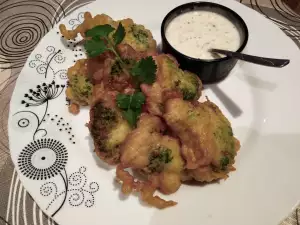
[148,146,173,173]
[69,74,93,102]
[130,24,149,45]
[165,57,200,100]
[212,116,235,171]
[91,104,117,151]
[90,102,132,163]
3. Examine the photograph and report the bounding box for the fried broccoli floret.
[68,74,93,104]
[164,98,240,182]
[164,56,202,101]
[65,59,92,114]
[208,102,237,171]
[147,146,173,173]
[141,55,202,116]
[89,101,131,164]
[119,114,184,195]
[118,19,157,54]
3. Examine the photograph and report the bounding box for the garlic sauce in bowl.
[161,2,248,83]
[165,10,241,60]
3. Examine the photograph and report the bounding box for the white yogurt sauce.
[165,10,241,60]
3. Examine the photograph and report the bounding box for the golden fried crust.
[118,18,157,54]
[120,114,184,193]
[66,59,92,108]
[116,114,184,208]
[59,12,117,39]
[120,114,164,168]
[141,54,202,116]
[60,13,157,55]
[88,94,131,165]
[164,98,240,182]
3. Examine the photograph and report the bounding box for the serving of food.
[8,0,300,224]
[58,11,240,208]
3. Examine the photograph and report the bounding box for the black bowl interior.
[162,2,248,62]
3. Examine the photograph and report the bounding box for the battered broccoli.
[68,74,93,105]
[166,57,202,100]
[164,98,240,182]
[130,25,149,45]
[89,101,132,164]
[119,19,157,53]
[148,146,173,173]
[209,104,236,171]
[156,55,202,100]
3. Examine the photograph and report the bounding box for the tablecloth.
[0,0,299,224]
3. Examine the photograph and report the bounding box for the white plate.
[8,0,300,225]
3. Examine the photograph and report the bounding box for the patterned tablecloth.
[0,0,299,225]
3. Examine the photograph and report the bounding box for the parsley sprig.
[116,92,145,127]
[84,23,157,85]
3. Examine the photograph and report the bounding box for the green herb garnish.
[84,23,157,85]
[131,56,157,84]
[113,23,125,45]
[84,38,107,57]
[85,24,115,39]
[116,92,146,127]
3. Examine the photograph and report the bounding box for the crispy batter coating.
[59,12,117,40]
[116,113,184,208]
[118,18,157,55]
[88,92,132,165]
[66,59,93,114]
[116,165,177,209]
[141,54,202,116]
[68,103,80,115]
[86,49,134,91]
[164,98,240,182]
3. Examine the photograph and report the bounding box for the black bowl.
[161,1,249,84]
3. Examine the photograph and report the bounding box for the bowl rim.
[160,1,249,63]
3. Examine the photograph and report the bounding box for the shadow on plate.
[235,66,277,91]
[243,74,277,91]
[205,84,243,118]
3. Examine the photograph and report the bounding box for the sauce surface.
[165,10,241,60]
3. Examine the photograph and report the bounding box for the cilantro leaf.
[116,93,131,109]
[113,23,125,45]
[130,92,145,109]
[131,56,157,84]
[84,38,107,57]
[122,109,137,128]
[85,24,115,38]
[116,92,145,109]
[116,92,145,127]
